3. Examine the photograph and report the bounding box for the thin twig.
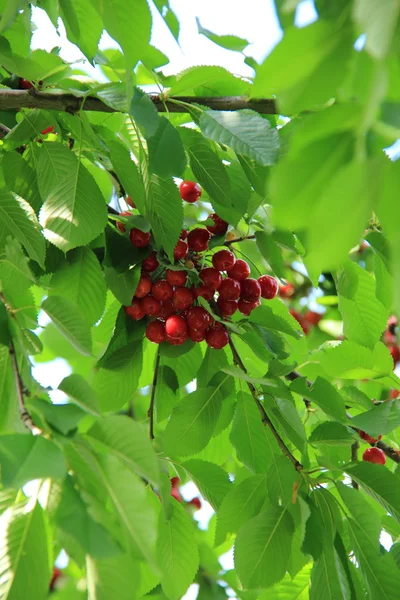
[9,339,41,435]
[351,441,359,489]
[225,234,256,246]
[228,336,303,471]
[148,348,161,440]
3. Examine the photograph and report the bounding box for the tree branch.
[0,90,277,115]
[228,336,303,471]
[148,348,161,440]
[9,338,41,435]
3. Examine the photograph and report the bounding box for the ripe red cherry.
[279,283,295,298]
[50,567,62,590]
[188,497,202,510]
[41,126,54,135]
[180,229,188,240]
[171,477,183,502]
[180,180,202,203]
[130,227,151,248]
[166,269,187,287]
[238,298,260,316]
[206,213,228,236]
[19,78,33,89]
[241,278,261,302]
[258,275,278,300]
[135,275,152,298]
[174,239,188,261]
[390,389,400,399]
[193,284,215,301]
[200,267,222,289]
[152,280,173,302]
[124,299,144,320]
[142,296,161,317]
[185,306,211,331]
[166,315,188,339]
[116,211,131,233]
[126,196,136,208]
[188,328,207,342]
[219,277,241,301]
[304,310,322,325]
[159,299,175,320]
[212,250,236,272]
[166,333,188,345]
[217,297,238,317]
[359,430,382,444]
[227,259,250,281]
[146,320,166,344]
[173,287,194,311]
[187,228,211,252]
[142,251,159,272]
[289,309,309,335]
[362,447,386,465]
[206,325,229,349]
[389,345,400,367]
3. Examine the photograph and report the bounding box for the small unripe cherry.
[212,250,236,272]
[258,275,278,300]
[135,276,152,298]
[238,298,260,316]
[146,320,166,343]
[194,284,215,301]
[225,231,236,242]
[142,296,161,317]
[279,282,295,298]
[173,287,194,311]
[130,227,151,248]
[187,228,211,252]
[227,259,250,281]
[206,325,229,349]
[152,280,173,302]
[142,251,159,272]
[185,259,194,269]
[180,180,202,203]
[200,267,222,289]
[362,447,386,465]
[217,297,238,317]
[174,239,188,261]
[126,196,136,208]
[185,306,211,331]
[219,277,241,301]
[124,299,144,320]
[206,213,228,236]
[188,328,207,342]
[359,430,382,444]
[166,315,188,339]
[166,269,187,287]
[241,278,261,302]
[116,211,131,233]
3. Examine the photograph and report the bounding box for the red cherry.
[116,211,131,233]
[219,277,241,301]
[206,213,228,236]
[389,345,400,367]
[50,567,62,590]
[390,389,400,399]
[289,309,309,335]
[171,476,180,486]
[304,310,323,325]
[241,278,261,302]
[126,196,136,208]
[142,296,162,317]
[193,284,215,301]
[19,78,33,89]
[166,333,187,345]
[41,125,54,135]
[173,287,194,311]
[185,306,211,331]
[227,259,250,281]
[362,447,386,465]
[238,298,260,316]
[388,315,398,334]
[217,297,238,317]
[187,228,211,252]
[130,228,151,248]
[258,275,278,300]
[142,251,159,272]
[146,320,166,344]
[212,250,236,272]
[170,478,183,502]
[166,269,187,287]
[384,330,396,345]
[180,180,202,203]
[124,299,144,320]
[279,283,295,298]
[200,267,222,289]
[166,315,188,339]
[159,299,175,320]
[188,497,202,510]
[180,229,188,240]
[135,275,152,299]
[174,239,189,261]
[152,280,173,302]
[188,328,207,342]
[359,430,382,444]
[206,325,229,349]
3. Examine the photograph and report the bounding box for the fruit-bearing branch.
[0,89,277,115]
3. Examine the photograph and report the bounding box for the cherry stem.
[224,234,256,246]
[148,348,161,440]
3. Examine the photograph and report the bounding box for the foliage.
[0,1,400,598]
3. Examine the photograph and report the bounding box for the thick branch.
[148,348,160,440]
[0,89,277,115]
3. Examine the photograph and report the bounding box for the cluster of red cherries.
[122,181,278,350]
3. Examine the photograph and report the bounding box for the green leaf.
[0,434,66,488]
[108,140,146,215]
[235,507,295,589]
[58,373,100,416]
[59,0,103,62]
[353,0,400,60]
[0,191,45,267]
[309,422,354,446]
[258,564,311,600]
[255,231,286,278]
[104,264,141,306]
[129,86,160,138]
[36,144,108,251]
[42,295,92,356]
[86,553,142,600]
[345,462,400,524]
[49,247,106,325]
[164,387,224,457]
[0,0,27,33]
[28,397,86,435]
[167,65,249,97]
[3,152,42,213]
[196,18,249,52]
[267,455,301,506]
[250,303,301,338]
[351,400,400,436]
[336,483,381,551]
[148,117,187,177]
[215,475,268,546]
[157,501,199,600]
[310,544,351,600]
[290,376,347,423]
[147,175,183,262]
[200,110,279,166]
[0,500,51,600]
[230,393,280,473]
[182,460,231,511]
[87,415,160,486]
[319,341,393,380]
